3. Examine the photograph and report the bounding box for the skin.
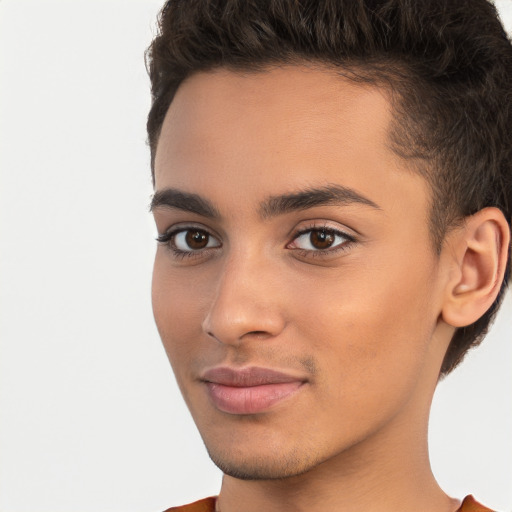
[151,65,508,512]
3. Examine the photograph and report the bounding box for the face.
[151,66,450,480]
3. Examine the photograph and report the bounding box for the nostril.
[242,330,273,341]
[205,329,271,344]
[247,331,268,337]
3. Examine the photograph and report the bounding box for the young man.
[146,1,512,511]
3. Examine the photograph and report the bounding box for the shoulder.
[162,496,217,512]
[459,495,496,512]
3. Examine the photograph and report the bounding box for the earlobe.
[441,207,510,328]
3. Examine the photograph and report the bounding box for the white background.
[0,1,511,511]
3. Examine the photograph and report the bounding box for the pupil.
[311,230,334,249]
[186,230,208,249]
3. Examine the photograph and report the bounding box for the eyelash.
[156,223,356,260]
[287,224,356,258]
[156,227,219,260]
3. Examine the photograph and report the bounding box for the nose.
[201,253,286,346]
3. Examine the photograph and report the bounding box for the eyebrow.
[150,188,220,218]
[150,184,380,219]
[259,184,381,219]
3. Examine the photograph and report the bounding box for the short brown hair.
[146,0,512,375]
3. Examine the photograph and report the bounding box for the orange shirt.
[163,494,495,512]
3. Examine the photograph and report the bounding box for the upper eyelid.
[293,225,352,237]
[158,222,219,238]
[290,222,357,241]
[289,228,355,248]
[157,226,221,259]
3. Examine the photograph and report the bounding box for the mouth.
[200,366,307,415]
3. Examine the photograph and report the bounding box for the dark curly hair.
[146,0,512,375]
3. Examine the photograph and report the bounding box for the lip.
[201,366,307,415]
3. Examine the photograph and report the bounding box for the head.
[147,0,512,375]
[146,0,512,481]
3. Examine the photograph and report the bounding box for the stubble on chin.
[205,443,322,481]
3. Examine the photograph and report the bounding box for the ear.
[441,207,510,328]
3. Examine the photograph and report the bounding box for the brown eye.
[288,227,352,253]
[185,230,210,249]
[171,229,221,252]
[309,230,335,249]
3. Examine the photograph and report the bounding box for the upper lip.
[201,366,306,387]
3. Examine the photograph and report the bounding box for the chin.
[206,444,321,481]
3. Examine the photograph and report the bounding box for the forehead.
[154,65,428,222]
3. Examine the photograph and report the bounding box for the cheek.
[290,254,438,393]
[151,253,210,365]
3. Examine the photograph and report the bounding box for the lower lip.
[205,381,304,415]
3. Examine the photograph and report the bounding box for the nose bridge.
[202,246,285,345]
